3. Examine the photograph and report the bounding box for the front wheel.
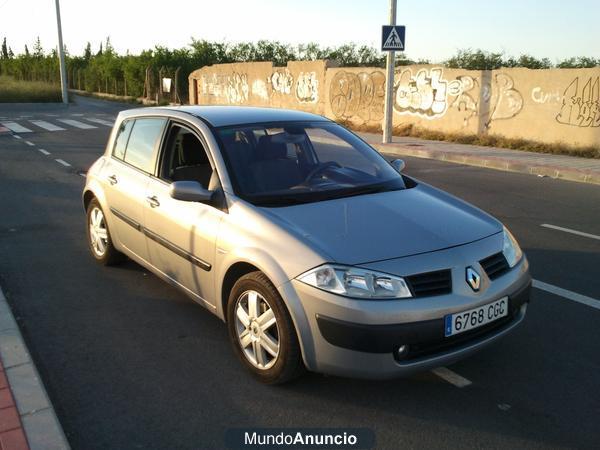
[226,272,304,384]
[86,198,124,265]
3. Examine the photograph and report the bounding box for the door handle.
[146,195,160,208]
[107,174,118,185]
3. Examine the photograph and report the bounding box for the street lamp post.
[382,0,397,143]
[55,0,69,104]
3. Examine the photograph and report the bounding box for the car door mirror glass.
[169,181,214,203]
[391,159,406,173]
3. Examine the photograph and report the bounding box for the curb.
[371,143,600,186]
[0,288,70,450]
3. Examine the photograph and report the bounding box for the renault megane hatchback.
[83,106,531,384]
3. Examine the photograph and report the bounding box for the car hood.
[261,183,502,265]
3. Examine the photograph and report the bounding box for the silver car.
[83,106,531,383]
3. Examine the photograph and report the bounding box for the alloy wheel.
[89,207,108,257]
[234,290,280,370]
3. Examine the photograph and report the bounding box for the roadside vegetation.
[1,36,598,104]
[0,75,62,103]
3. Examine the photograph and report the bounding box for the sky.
[1,0,599,62]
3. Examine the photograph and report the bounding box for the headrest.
[181,134,208,166]
[256,134,287,160]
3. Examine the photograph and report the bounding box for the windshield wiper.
[325,184,396,201]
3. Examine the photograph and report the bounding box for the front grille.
[406,269,452,297]
[480,252,510,280]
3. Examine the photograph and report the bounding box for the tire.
[86,198,125,266]
[227,271,305,384]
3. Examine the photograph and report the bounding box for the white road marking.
[540,223,600,241]
[84,117,114,127]
[29,120,66,132]
[1,121,32,133]
[55,159,71,167]
[13,135,22,140]
[24,140,35,146]
[38,149,51,155]
[57,119,97,130]
[533,279,600,310]
[431,367,472,388]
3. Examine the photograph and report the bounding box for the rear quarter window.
[112,120,134,160]
[122,118,167,173]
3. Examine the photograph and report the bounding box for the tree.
[446,49,504,70]
[33,36,44,58]
[1,37,8,59]
[97,42,103,57]
[8,47,14,59]
[24,44,30,57]
[84,42,91,60]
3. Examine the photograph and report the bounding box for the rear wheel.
[86,198,124,265]
[227,271,304,384]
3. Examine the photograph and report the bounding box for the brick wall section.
[0,362,28,450]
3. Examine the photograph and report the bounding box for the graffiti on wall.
[200,72,249,104]
[329,71,386,122]
[296,72,319,103]
[488,73,523,124]
[269,70,294,95]
[556,77,600,128]
[394,68,455,118]
[392,68,523,127]
[531,87,562,104]
[448,75,479,126]
[251,79,269,101]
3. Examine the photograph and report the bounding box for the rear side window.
[112,120,134,160]
[123,118,167,173]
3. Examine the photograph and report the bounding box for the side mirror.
[391,159,406,173]
[169,181,214,203]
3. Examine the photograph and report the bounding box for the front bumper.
[278,236,531,379]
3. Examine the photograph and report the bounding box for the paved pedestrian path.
[359,132,600,185]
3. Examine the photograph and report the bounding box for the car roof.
[123,105,332,128]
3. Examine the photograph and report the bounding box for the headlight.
[297,264,412,299]
[502,227,523,268]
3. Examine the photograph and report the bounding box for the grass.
[0,75,63,103]
[339,120,600,159]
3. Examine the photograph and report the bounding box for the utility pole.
[382,0,397,143]
[55,0,69,104]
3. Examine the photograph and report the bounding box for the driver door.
[144,122,224,307]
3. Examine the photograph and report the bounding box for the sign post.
[381,1,405,143]
[55,0,69,104]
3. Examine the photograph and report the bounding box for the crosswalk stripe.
[57,119,97,130]
[84,117,114,127]
[1,122,33,133]
[29,120,66,132]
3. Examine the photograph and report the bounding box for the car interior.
[160,125,218,190]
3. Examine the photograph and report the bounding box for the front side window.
[123,118,167,173]
[216,122,405,206]
[159,125,214,189]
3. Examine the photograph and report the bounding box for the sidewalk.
[359,132,600,186]
[0,289,69,450]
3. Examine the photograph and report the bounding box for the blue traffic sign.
[381,25,406,51]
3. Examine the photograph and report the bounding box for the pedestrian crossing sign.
[381,25,406,51]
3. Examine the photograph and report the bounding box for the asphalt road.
[0,96,599,449]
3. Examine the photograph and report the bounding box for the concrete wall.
[189,61,600,148]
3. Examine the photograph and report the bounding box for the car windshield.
[215,122,406,206]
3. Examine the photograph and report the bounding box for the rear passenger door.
[103,117,167,263]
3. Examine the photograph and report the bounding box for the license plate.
[444,297,508,337]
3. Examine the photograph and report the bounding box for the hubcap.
[89,207,108,257]
[235,290,280,370]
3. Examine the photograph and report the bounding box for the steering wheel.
[303,161,341,184]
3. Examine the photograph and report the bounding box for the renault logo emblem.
[466,267,481,292]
